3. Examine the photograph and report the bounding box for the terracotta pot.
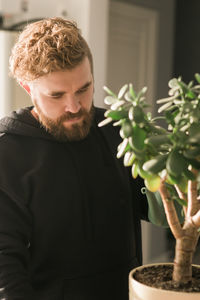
[129,263,200,300]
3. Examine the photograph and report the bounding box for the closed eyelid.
[48,92,65,98]
[76,82,92,94]
[46,81,92,97]
[76,87,88,94]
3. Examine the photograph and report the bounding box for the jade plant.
[99,74,200,285]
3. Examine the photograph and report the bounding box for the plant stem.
[159,172,200,283]
[175,184,187,216]
[159,182,183,239]
[159,181,200,283]
[187,170,199,217]
[173,220,199,283]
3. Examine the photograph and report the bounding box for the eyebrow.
[48,81,92,96]
[77,81,92,92]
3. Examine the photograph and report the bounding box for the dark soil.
[133,264,200,292]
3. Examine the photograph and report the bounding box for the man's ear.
[19,81,31,95]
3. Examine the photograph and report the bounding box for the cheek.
[81,90,93,110]
[34,96,63,119]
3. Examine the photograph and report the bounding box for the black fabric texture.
[0,106,148,300]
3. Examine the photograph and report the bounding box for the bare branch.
[191,210,200,228]
[187,170,199,217]
[159,182,183,239]
[175,184,187,216]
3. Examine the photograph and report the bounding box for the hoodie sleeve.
[0,188,35,300]
[130,175,149,221]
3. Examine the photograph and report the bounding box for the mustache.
[58,109,84,122]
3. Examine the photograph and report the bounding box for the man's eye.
[51,94,63,99]
[77,87,88,94]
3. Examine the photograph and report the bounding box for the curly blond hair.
[9,17,93,82]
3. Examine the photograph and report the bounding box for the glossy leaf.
[137,162,152,179]
[98,117,112,127]
[169,78,179,89]
[144,175,161,192]
[122,121,133,138]
[195,73,200,84]
[104,96,117,105]
[118,84,128,99]
[143,154,168,174]
[145,134,171,147]
[123,151,136,166]
[103,86,116,97]
[131,162,138,179]
[183,147,200,159]
[129,83,136,99]
[105,110,127,120]
[117,138,129,159]
[131,125,147,151]
[166,149,188,177]
[132,106,145,123]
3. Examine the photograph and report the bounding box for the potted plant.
[98,74,200,299]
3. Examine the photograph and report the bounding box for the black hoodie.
[0,106,147,300]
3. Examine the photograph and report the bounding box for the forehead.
[32,57,93,91]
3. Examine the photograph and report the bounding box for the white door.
[107,1,158,108]
[107,0,175,264]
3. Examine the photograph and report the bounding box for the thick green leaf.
[165,108,179,126]
[188,123,200,135]
[195,73,200,84]
[110,100,125,110]
[144,175,161,192]
[122,121,133,138]
[123,151,136,166]
[117,138,129,158]
[185,157,200,170]
[129,83,136,99]
[186,90,196,99]
[103,86,116,97]
[176,176,188,193]
[166,173,183,185]
[137,86,147,101]
[98,117,112,127]
[166,149,188,177]
[104,95,117,105]
[183,169,196,181]
[131,125,147,151]
[177,81,189,94]
[137,162,152,179]
[158,101,173,113]
[105,110,127,120]
[169,78,179,89]
[128,106,134,121]
[188,132,200,144]
[118,84,128,99]
[133,106,145,123]
[131,161,138,178]
[145,134,171,147]
[143,154,168,174]
[183,146,200,159]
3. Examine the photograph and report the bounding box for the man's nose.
[65,96,81,113]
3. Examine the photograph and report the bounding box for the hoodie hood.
[0,106,105,141]
[0,107,61,141]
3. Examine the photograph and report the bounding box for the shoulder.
[94,106,122,153]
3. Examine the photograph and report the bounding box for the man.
[0,17,148,300]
